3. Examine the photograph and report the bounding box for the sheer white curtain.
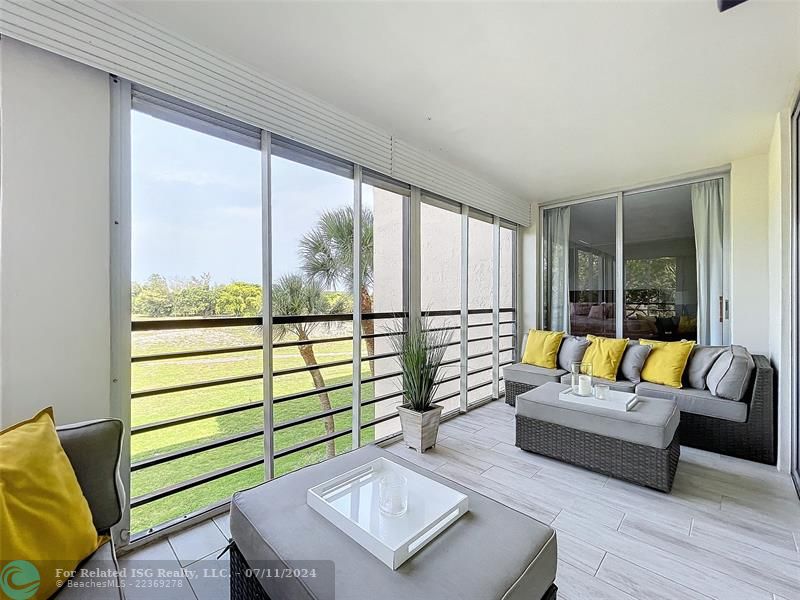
[543,206,571,331]
[691,179,724,345]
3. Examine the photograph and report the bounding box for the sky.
[131,110,364,286]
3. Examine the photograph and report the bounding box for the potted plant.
[389,315,453,453]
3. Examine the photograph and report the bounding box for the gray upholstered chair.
[54,418,125,599]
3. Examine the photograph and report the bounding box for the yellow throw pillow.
[521,329,565,369]
[582,335,629,381]
[0,408,106,599]
[640,339,696,388]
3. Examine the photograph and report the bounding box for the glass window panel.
[499,225,516,394]
[623,184,697,341]
[421,202,462,414]
[130,109,262,534]
[362,182,407,443]
[270,154,355,474]
[468,216,494,405]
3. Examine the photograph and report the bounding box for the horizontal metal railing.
[130,308,516,518]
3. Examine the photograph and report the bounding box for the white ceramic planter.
[397,404,443,453]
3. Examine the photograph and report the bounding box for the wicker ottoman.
[515,382,680,492]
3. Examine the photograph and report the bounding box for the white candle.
[578,374,592,396]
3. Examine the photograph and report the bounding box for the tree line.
[131,274,264,318]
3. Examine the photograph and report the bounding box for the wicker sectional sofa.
[504,336,775,465]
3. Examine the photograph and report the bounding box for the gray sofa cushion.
[706,345,755,401]
[54,542,122,599]
[684,346,726,390]
[231,445,557,600]
[559,373,636,393]
[57,419,124,533]
[619,343,651,384]
[636,382,748,423]
[557,335,591,371]
[516,382,679,449]
[504,363,567,387]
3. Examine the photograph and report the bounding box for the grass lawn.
[130,325,393,533]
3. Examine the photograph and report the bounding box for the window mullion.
[352,165,363,449]
[492,216,501,399]
[261,130,274,480]
[460,204,470,413]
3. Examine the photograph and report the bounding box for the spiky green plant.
[388,315,453,412]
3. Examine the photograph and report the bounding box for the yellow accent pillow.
[521,329,565,369]
[582,335,629,381]
[640,339,696,388]
[0,408,106,599]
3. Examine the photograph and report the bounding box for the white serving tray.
[558,388,640,412]
[307,457,469,569]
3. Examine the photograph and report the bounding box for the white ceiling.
[120,0,800,203]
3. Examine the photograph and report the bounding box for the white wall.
[729,154,771,354]
[0,39,111,427]
[767,92,797,473]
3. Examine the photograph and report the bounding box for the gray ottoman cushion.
[504,363,567,387]
[558,373,636,393]
[619,343,651,384]
[516,382,678,449]
[636,382,747,423]
[230,445,557,600]
[557,335,591,371]
[684,346,726,390]
[706,345,755,401]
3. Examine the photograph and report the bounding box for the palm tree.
[272,274,347,459]
[299,206,376,372]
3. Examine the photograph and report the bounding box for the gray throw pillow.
[706,345,755,401]
[587,305,604,320]
[557,335,591,371]
[619,343,651,384]
[684,346,726,389]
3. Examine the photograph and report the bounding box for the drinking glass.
[570,362,582,393]
[594,383,610,400]
[379,472,408,517]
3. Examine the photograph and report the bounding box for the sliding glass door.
[542,197,617,336]
[542,178,728,345]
